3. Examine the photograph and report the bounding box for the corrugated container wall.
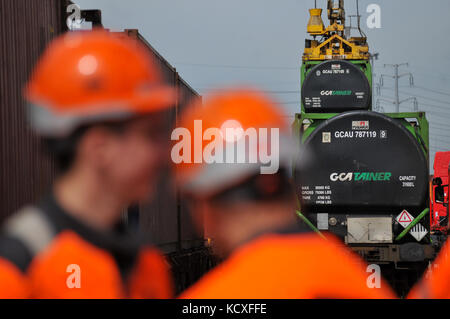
[0,0,69,222]
[1,5,211,293]
[117,30,204,253]
[0,3,204,253]
[177,78,204,250]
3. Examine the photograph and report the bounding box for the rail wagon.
[293,0,437,296]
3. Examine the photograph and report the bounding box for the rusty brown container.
[116,29,204,253]
[0,0,70,222]
[1,5,211,294]
[0,3,204,253]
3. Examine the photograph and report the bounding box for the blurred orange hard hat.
[24,30,175,137]
[174,88,294,198]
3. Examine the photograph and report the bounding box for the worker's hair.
[209,167,294,205]
[41,120,130,173]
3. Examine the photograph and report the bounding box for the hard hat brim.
[26,85,177,138]
[129,85,177,114]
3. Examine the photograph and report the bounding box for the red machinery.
[430,152,450,234]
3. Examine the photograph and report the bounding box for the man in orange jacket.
[408,241,450,298]
[0,31,174,298]
[174,89,396,298]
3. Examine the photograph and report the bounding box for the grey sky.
[74,0,450,168]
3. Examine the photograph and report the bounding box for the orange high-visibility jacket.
[180,232,396,299]
[0,194,173,299]
[408,241,450,299]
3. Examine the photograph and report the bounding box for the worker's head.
[174,88,297,257]
[433,177,443,186]
[24,31,175,203]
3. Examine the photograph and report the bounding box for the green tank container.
[301,59,372,113]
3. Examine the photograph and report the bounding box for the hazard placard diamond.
[396,210,413,228]
[409,224,428,242]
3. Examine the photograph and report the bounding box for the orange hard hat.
[25,30,175,137]
[173,88,294,197]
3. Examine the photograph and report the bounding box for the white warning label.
[396,210,413,228]
[409,224,428,242]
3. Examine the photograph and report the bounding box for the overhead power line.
[399,90,450,106]
[429,123,450,131]
[175,62,298,70]
[379,86,450,107]
[374,66,450,82]
[376,63,417,112]
[421,104,450,112]
[431,148,450,152]
[414,85,450,98]
[430,132,450,139]
[196,89,300,94]
[427,115,450,125]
